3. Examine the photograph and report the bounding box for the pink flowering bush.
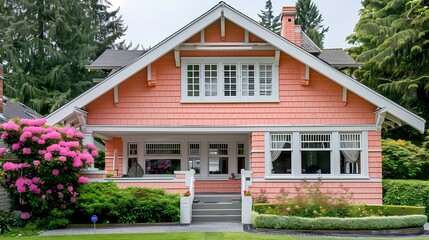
[0,119,97,228]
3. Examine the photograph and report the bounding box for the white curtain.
[271,150,282,162]
[341,142,360,173]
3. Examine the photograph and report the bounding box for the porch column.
[82,132,95,146]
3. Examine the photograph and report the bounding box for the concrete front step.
[192,208,241,216]
[192,215,241,222]
[193,202,241,210]
[194,194,241,203]
[192,194,242,223]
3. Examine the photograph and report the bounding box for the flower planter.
[180,196,192,224]
[241,196,252,224]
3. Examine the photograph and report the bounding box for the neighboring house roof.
[87,50,145,70]
[0,96,43,123]
[319,48,363,68]
[46,2,425,133]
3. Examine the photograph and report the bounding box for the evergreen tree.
[0,0,126,115]
[295,0,329,48]
[347,0,429,142]
[258,0,281,34]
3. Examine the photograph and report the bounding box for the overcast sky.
[108,0,362,49]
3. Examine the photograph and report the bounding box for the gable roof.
[0,96,43,123]
[86,49,145,70]
[319,48,363,68]
[46,2,425,133]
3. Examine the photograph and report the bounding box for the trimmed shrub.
[251,212,427,230]
[383,179,429,216]
[75,182,180,223]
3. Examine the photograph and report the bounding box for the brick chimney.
[281,7,302,46]
[0,65,3,114]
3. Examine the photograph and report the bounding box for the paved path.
[40,222,244,236]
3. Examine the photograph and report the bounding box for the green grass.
[2,232,429,240]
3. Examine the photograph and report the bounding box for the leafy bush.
[75,182,180,223]
[0,209,15,234]
[251,212,427,230]
[263,182,352,218]
[0,119,95,228]
[382,139,429,179]
[383,179,429,217]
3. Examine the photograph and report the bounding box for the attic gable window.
[181,57,279,102]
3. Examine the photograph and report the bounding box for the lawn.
[3,232,429,240]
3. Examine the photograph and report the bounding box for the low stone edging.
[66,222,179,229]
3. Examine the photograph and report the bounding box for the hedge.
[383,179,429,216]
[251,212,427,230]
[253,203,425,216]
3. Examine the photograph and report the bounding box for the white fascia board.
[45,6,223,125]
[222,7,425,133]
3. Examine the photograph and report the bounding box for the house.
[46,2,425,205]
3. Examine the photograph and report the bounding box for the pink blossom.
[22,148,31,154]
[19,131,32,141]
[1,132,8,139]
[18,163,31,169]
[58,192,64,199]
[20,118,46,126]
[0,148,7,154]
[75,132,83,138]
[86,144,96,150]
[57,184,64,190]
[12,143,21,151]
[2,162,19,171]
[31,136,39,141]
[23,126,45,134]
[52,169,59,176]
[20,212,31,220]
[44,152,52,160]
[59,156,66,162]
[47,144,61,152]
[17,185,26,193]
[67,186,73,192]
[38,150,46,155]
[72,158,83,167]
[32,177,40,183]
[47,189,52,194]
[91,150,99,157]
[33,160,40,166]
[78,176,89,184]
[2,120,19,131]
[41,195,46,200]
[70,197,76,203]
[29,184,40,194]
[37,139,45,145]
[41,131,61,140]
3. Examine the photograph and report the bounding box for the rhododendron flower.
[23,126,45,134]
[22,148,31,154]
[41,131,61,140]
[67,186,73,192]
[20,118,46,126]
[57,184,64,190]
[78,176,89,184]
[75,132,83,138]
[20,131,32,141]
[2,120,19,131]
[18,163,31,169]
[31,136,39,141]
[47,144,61,152]
[42,195,46,200]
[58,192,64,199]
[1,132,8,139]
[47,189,52,194]
[86,144,96,150]
[91,150,99,157]
[20,212,31,220]
[44,152,52,160]
[0,148,7,154]
[59,156,66,162]
[72,159,83,167]
[12,143,21,151]
[37,139,45,145]
[52,169,59,176]
[32,177,40,183]
[38,150,46,155]
[33,160,40,166]
[2,162,19,171]
[70,197,76,203]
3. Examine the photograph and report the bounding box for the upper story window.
[181,57,279,102]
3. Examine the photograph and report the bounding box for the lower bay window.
[266,132,367,178]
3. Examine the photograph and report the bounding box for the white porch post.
[82,132,95,146]
[241,169,252,224]
[180,170,195,224]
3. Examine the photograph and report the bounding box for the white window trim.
[181,57,279,103]
[264,131,369,180]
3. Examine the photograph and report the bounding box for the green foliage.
[382,139,429,179]
[295,0,329,48]
[258,0,281,34]
[383,179,429,216]
[76,182,180,223]
[253,188,268,203]
[265,182,352,218]
[0,0,126,115]
[252,211,427,230]
[94,149,105,170]
[347,0,429,136]
[3,223,40,237]
[0,210,15,234]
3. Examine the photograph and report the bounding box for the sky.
[108,0,362,49]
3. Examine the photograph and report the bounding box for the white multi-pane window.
[301,134,331,174]
[145,143,181,175]
[270,134,292,174]
[340,133,361,174]
[188,143,201,174]
[209,143,228,175]
[181,58,278,102]
[127,143,143,177]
